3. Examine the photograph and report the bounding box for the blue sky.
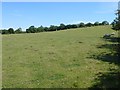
[2,2,117,30]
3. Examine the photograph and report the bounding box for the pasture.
[2,26,120,88]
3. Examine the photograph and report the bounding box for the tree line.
[0,21,110,34]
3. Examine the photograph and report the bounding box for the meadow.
[2,26,120,88]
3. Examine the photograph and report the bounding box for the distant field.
[2,26,120,88]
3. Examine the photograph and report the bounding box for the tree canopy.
[112,10,120,30]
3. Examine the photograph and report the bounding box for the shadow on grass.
[97,43,119,51]
[89,71,120,89]
[88,36,120,89]
[88,51,120,65]
[104,37,120,43]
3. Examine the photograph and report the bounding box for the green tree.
[15,28,22,34]
[66,24,72,29]
[56,26,61,30]
[26,26,37,33]
[85,23,93,27]
[1,29,9,34]
[8,28,14,34]
[59,23,66,30]
[94,22,99,26]
[37,25,44,32]
[79,22,85,27]
[26,29,30,33]
[48,25,57,31]
[112,10,120,30]
[44,27,49,32]
[101,21,109,25]
[71,24,77,28]
[111,20,116,28]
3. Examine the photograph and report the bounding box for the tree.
[48,25,57,31]
[59,23,66,30]
[111,20,116,28]
[102,21,109,25]
[26,29,30,33]
[8,28,14,34]
[1,29,9,34]
[66,24,72,29]
[26,26,37,33]
[37,25,44,32]
[94,22,99,26]
[79,22,85,27]
[71,24,78,28]
[99,23,102,25]
[44,27,49,32]
[85,23,93,27]
[15,28,22,34]
[112,10,120,30]
[56,26,61,30]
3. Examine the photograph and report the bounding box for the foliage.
[66,24,72,29]
[112,10,120,30]
[26,26,37,33]
[78,22,85,27]
[71,24,78,28]
[44,27,49,32]
[94,22,99,26]
[8,28,15,34]
[85,22,93,27]
[37,26,44,32]
[15,28,22,34]
[48,25,57,31]
[101,21,109,25]
[1,29,9,34]
[59,23,66,30]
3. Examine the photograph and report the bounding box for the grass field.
[2,26,120,88]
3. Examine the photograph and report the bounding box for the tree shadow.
[97,43,119,50]
[88,36,120,89]
[89,71,120,89]
[103,37,120,43]
[88,51,120,65]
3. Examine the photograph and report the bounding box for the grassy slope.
[2,26,119,88]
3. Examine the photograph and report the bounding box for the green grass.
[2,26,120,88]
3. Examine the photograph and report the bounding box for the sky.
[2,2,118,31]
